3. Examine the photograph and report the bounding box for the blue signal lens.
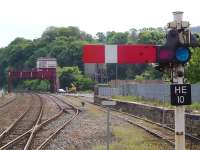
[175,48,190,63]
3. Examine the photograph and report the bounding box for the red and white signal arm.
[83,44,157,64]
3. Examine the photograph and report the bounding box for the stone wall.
[94,96,200,137]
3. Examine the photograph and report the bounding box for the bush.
[18,80,49,91]
[75,76,94,90]
[58,66,94,91]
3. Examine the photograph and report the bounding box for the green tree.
[136,65,162,80]
[106,31,128,44]
[19,80,49,91]
[138,28,165,44]
[96,32,106,43]
[57,66,80,88]
[128,28,138,43]
[57,66,93,90]
[186,47,200,83]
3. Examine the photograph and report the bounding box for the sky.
[0,0,199,47]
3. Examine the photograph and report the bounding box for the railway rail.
[29,94,80,150]
[0,94,17,109]
[0,93,43,149]
[0,93,80,150]
[68,95,200,149]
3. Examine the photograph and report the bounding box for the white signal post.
[175,65,185,150]
[172,11,186,150]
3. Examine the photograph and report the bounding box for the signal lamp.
[157,46,174,63]
[175,47,190,63]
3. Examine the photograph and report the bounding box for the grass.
[78,90,93,94]
[66,95,172,149]
[111,95,200,112]
[187,102,200,112]
[92,125,171,150]
[66,96,104,118]
[112,95,172,108]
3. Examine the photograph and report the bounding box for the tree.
[0,26,172,89]
[19,80,50,91]
[138,28,165,45]
[106,31,128,44]
[128,28,138,43]
[96,32,106,43]
[186,47,200,83]
[135,65,162,80]
[57,66,93,90]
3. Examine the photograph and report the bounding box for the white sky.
[0,0,199,47]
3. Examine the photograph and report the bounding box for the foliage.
[96,32,106,43]
[107,64,148,80]
[0,26,93,89]
[138,27,165,44]
[75,76,94,90]
[186,47,200,83]
[57,66,94,90]
[2,26,194,90]
[135,65,162,80]
[57,66,80,89]
[18,80,49,91]
[106,31,128,44]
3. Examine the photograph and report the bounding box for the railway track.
[0,93,80,150]
[0,94,17,109]
[29,94,80,150]
[68,95,200,149]
[0,93,43,149]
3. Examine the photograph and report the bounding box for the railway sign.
[83,44,157,64]
[170,84,191,105]
[101,100,116,150]
[102,101,116,106]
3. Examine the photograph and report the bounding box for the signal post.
[172,12,186,150]
[83,11,198,150]
[169,12,193,150]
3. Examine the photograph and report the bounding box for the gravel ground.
[31,112,74,150]
[0,93,31,134]
[44,95,128,150]
[30,94,76,150]
[0,93,172,149]
[0,93,16,105]
[40,94,61,121]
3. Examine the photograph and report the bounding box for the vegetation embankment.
[112,95,200,112]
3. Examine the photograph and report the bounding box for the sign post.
[106,107,110,150]
[171,65,191,150]
[174,65,186,150]
[101,101,116,150]
[170,11,191,150]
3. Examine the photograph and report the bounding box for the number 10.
[177,96,184,104]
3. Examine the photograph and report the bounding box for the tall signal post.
[157,11,194,150]
[158,11,198,150]
[83,11,199,150]
[172,11,186,150]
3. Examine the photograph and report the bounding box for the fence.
[98,83,200,102]
[98,87,120,97]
